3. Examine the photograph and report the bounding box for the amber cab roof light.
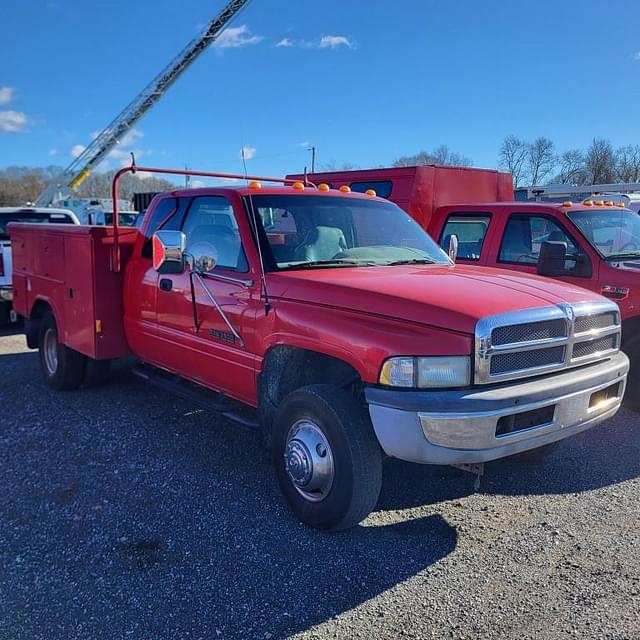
[562,201,572,207]
[583,199,594,206]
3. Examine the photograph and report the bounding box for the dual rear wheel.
[38,311,110,390]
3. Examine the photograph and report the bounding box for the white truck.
[0,207,79,324]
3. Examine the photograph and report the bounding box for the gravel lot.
[1,325,639,640]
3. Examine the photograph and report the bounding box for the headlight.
[379,356,471,388]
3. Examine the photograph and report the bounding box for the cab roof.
[164,184,385,201]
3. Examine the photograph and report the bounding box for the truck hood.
[268,264,603,335]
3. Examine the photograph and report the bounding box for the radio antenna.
[241,146,271,315]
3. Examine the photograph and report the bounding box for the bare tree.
[393,145,472,168]
[0,166,175,207]
[556,149,587,184]
[527,137,556,186]
[0,165,63,206]
[585,138,616,184]
[498,135,528,187]
[615,145,640,183]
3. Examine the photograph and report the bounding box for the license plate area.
[495,404,556,437]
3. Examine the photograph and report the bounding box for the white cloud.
[276,38,293,48]
[214,25,263,49]
[119,128,144,146]
[70,144,86,157]
[49,148,58,156]
[634,51,640,61]
[239,145,256,160]
[320,35,352,49]
[298,141,310,147]
[0,110,28,132]
[191,180,206,188]
[0,87,14,105]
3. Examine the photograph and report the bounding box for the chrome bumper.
[365,352,629,465]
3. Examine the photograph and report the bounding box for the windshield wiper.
[280,259,375,270]
[386,258,436,266]
[605,252,640,261]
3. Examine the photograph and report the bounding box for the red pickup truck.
[11,167,629,530]
[291,166,640,402]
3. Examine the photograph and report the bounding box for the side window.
[182,196,248,272]
[349,180,393,198]
[143,198,178,239]
[141,198,180,258]
[440,214,491,260]
[499,215,580,264]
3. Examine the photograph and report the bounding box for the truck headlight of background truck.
[379,356,471,388]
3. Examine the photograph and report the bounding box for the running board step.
[131,364,259,430]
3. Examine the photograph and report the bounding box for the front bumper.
[365,352,629,465]
[0,286,12,302]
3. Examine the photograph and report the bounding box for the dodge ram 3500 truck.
[11,167,629,530]
[290,166,640,404]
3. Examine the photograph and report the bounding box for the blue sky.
[1,0,639,183]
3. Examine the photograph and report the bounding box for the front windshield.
[568,209,640,260]
[246,194,450,270]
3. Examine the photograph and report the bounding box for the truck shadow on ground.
[0,353,457,639]
[377,409,640,511]
[1,351,638,639]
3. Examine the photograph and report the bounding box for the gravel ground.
[0,326,639,640]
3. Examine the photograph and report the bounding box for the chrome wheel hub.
[284,419,334,502]
[43,328,58,375]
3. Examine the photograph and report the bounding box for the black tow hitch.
[451,462,484,491]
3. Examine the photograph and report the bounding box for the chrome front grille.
[490,346,566,375]
[475,301,621,384]
[491,319,567,346]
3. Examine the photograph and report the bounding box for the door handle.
[159,278,173,292]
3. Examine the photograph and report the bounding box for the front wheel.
[38,311,86,390]
[272,384,382,531]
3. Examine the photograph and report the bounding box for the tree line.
[498,136,640,188]
[0,166,175,207]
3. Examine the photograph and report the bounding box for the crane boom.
[36,0,252,207]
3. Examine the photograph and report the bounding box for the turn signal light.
[339,185,351,193]
[292,181,305,190]
[583,199,593,206]
[318,183,330,191]
[601,284,630,301]
[248,181,261,189]
[366,189,377,197]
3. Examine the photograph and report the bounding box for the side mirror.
[443,234,458,262]
[537,241,567,276]
[152,230,187,274]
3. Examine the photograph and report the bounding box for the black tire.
[83,358,111,387]
[622,336,640,411]
[38,311,86,390]
[509,441,561,462]
[0,301,10,325]
[272,384,382,531]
